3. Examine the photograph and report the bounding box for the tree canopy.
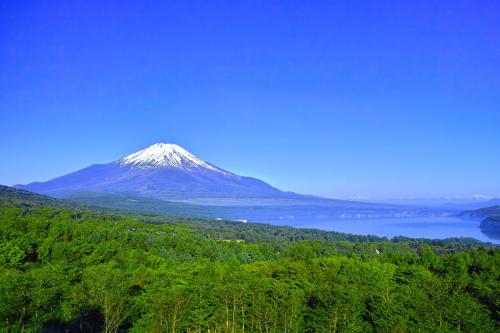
[0,187,498,332]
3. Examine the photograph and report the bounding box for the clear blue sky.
[1,1,499,199]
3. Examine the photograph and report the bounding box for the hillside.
[471,206,500,241]
[0,184,76,208]
[460,205,500,243]
[1,186,499,332]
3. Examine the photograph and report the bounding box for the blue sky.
[1,1,499,199]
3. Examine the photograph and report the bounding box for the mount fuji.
[15,143,449,221]
[16,143,295,200]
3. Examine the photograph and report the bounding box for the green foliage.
[0,187,499,332]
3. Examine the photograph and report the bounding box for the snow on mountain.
[118,143,230,175]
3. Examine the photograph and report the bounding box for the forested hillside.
[463,205,500,242]
[0,186,498,332]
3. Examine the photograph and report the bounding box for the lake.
[265,217,499,244]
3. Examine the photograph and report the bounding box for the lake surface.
[266,217,499,244]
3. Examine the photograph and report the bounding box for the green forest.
[0,186,499,332]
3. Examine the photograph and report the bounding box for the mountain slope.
[16,143,291,200]
[0,184,71,208]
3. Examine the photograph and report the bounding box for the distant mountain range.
[13,143,479,222]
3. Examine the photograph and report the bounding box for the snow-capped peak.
[118,143,229,174]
